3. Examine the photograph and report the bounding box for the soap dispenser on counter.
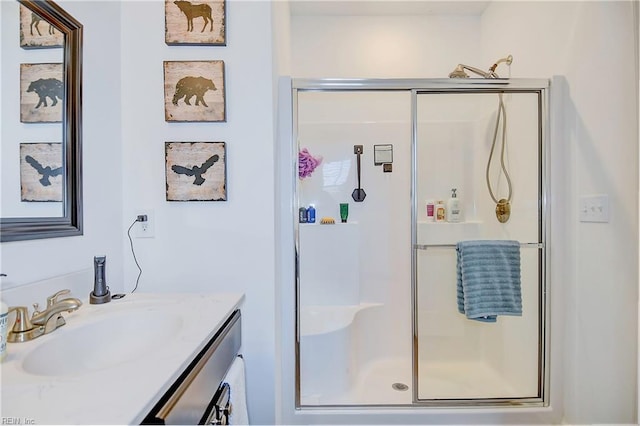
[446,188,463,223]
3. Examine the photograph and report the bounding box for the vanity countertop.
[0,292,244,425]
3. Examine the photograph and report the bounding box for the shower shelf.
[299,222,359,226]
[417,220,482,225]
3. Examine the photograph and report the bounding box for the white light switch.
[579,194,609,223]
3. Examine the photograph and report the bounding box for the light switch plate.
[579,195,609,223]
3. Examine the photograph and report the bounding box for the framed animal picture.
[19,5,64,48]
[165,142,227,201]
[165,0,226,46]
[20,143,63,202]
[163,60,226,122]
[20,63,63,123]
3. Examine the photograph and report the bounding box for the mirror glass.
[1,0,82,242]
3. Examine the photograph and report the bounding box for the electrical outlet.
[136,210,155,238]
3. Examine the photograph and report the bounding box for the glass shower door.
[296,90,414,406]
[414,90,546,402]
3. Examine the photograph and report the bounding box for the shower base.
[300,357,412,406]
[418,360,518,400]
[300,358,518,406]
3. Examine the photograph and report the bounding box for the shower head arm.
[451,64,498,79]
[489,54,514,74]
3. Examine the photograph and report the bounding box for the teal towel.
[456,240,522,322]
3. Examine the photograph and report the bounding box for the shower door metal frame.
[411,81,550,407]
[291,78,551,410]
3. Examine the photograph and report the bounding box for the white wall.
[1,0,124,295]
[2,0,277,423]
[271,5,292,422]
[481,2,638,423]
[119,1,275,424]
[291,14,483,78]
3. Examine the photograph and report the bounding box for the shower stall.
[289,78,550,408]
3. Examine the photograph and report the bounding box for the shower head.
[448,65,470,78]
[448,55,513,79]
[448,64,495,79]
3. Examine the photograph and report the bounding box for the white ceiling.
[288,0,491,16]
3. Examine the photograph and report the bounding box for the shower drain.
[391,382,409,391]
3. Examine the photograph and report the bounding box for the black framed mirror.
[1,0,82,242]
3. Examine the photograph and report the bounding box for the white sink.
[2,292,244,425]
[22,310,183,377]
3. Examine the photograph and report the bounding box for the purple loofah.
[298,148,322,179]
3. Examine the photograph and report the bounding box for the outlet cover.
[135,210,155,238]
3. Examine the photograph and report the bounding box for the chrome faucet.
[7,289,82,343]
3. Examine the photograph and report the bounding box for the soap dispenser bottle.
[446,188,463,223]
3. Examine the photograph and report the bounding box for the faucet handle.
[47,289,71,308]
[8,306,34,332]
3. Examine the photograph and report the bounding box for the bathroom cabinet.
[142,309,242,424]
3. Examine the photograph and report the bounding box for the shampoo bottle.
[446,188,463,223]
[435,201,446,222]
[299,207,308,223]
[307,205,316,224]
[425,199,435,221]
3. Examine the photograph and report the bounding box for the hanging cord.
[126,219,143,293]
[485,93,513,204]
